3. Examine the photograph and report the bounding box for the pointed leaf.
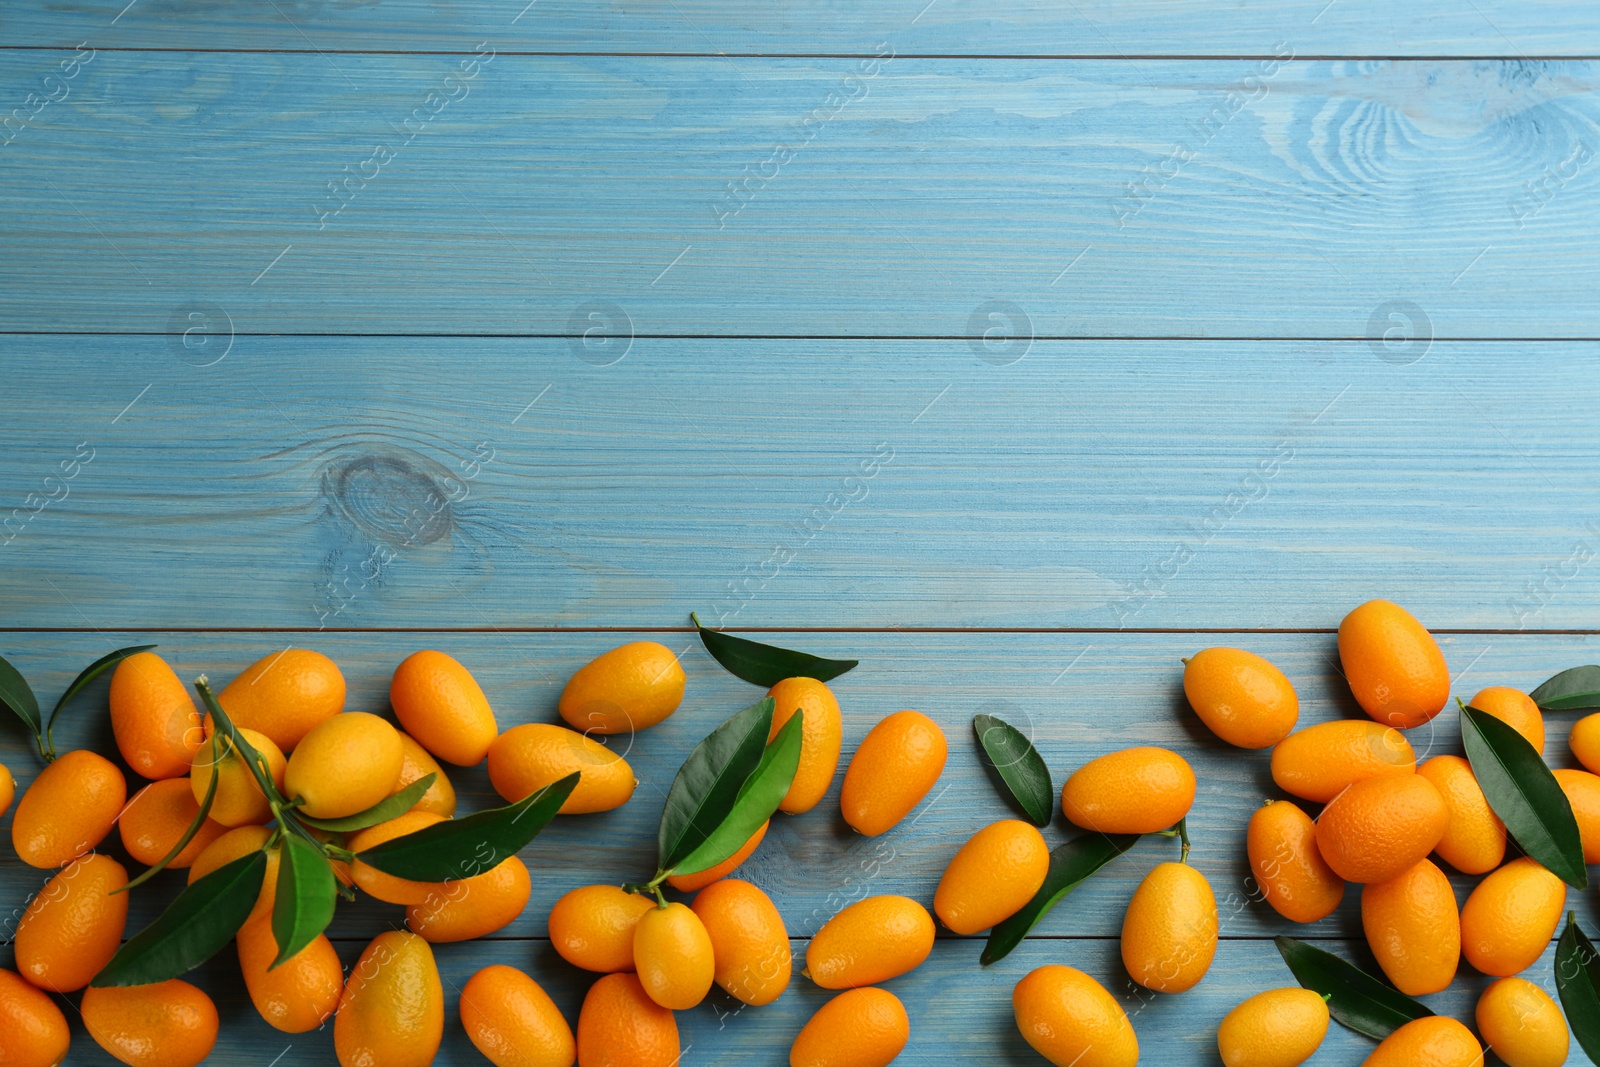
[1275,936,1432,1040]
[92,851,267,987]
[1462,703,1587,888]
[357,772,578,882]
[973,714,1053,826]
[297,774,437,833]
[271,834,336,969]
[1532,666,1600,712]
[1556,913,1600,1063]
[658,696,775,871]
[0,652,41,741]
[49,644,156,736]
[114,753,220,895]
[692,612,857,687]
[674,710,804,876]
[982,833,1140,965]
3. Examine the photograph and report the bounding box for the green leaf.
[1275,936,1432,1040]
[357,772,578,883]
[297,774,437,833]
[271,835,336,969]
[1532,666,1600,712]
[48,645,156,746]
[114,752,220,896]
[691,612,857,687]
[982,833,1139,965]
[658,696,775,872]
[1556,913,1600,1063]
[1462,703,1587,889]
[0,652,41,744]
[973,714,1053,827]
[92,851,267,987]
[673,710,804,876]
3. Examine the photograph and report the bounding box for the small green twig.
[1176,817,1191,865]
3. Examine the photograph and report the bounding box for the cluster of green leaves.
[0,645,153,761]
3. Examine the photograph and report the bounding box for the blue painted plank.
[3,338,1599,630]
[3,0,1597,57]
[3,630,1599,944]
[1,54,1597,336]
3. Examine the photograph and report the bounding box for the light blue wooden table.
[3,2,1599,1063]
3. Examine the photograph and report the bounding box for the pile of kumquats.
[2,599,1600,1067]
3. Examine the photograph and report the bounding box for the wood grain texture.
[2,53,1598,336]
[2,631,1597,942]
[4,337,1600,631]
[4,0,1599,57]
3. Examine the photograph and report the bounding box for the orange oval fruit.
[1417,755,1505,875]
[1361,858,1459,995]
[1338,600,1450,729]
[1461,857,1565,977]
[407,855,531,942]
[236,915,343,1034]
[14,853,127,993]
[1361,1016,1482,1067]
[1183,648,1299,748]
[691,878,791,1007]
[1470,686,1544,753]
[487,724,636,815]
[667,820,766,892]
[1553,767,1600,862]
[1062,747,1195,835]
[459,964,576,1067]
[109,651,203,780]
[791,987,909,1067]
[0,763,13,818]
[189,727,286,828]
[347,811,448,905]
[189,825,278,922]
[119,779,227,869]
[1217,987,1328,1067]
[1013,964,1138,1067]
[839,710,948,836]
[576,973,678,1067]
[1571,712,1600,774]
[1247,800,1344,924]
[82,980,218,1067]
[559,641,685,735]
[1270,720,1415,803]
[1121,861,1218,994]
[767,677,844,814]
[632,902,714,1010]
[12,749,126,868]
[216,648,346,752]
[934,819,1049,935]
[0,966,70,1067]
[1314,773,1448,884]
[1476,976,1568,1067]
[284,711,405,819]
[390,650,499,766]
[394,731,457,817]
[549,885,656,973]
[335,931,444,1067]
[806,895,935,989]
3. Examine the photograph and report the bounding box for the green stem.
[652,885,669,908]
[1176,817,1191,865]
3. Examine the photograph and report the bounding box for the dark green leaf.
[297,774,437,833]
[1532,666,1600,712]
[0,652,41,741]
[114,752,220,895]
[658,696,774,871]
[691,612,857,687]
[48,644,156,741]
[92,851,267,987]
[271,835,336,969]
[982,833,1139,965]
[1275,936,1432,1040]
[674,711,804,876]
[1462,703,1587,889]
[357,772,578,882]
[1556,913,1600,1063]
[973,714,1053,827]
